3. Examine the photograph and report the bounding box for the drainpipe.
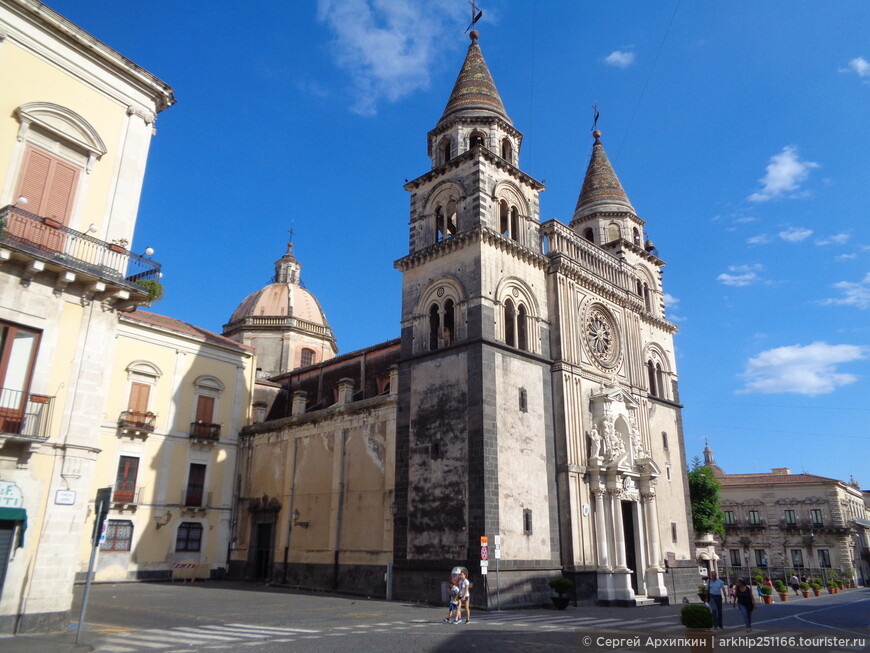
[284,438,299,586]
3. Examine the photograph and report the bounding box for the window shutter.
[15,147,52,210]
[43,159,79,223]
[195,395,215,423]
[14,145,80,223]
[128,382,151,413]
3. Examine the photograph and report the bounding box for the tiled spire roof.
[574,130,634,216]
[438,32,510,126]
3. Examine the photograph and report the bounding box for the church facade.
[231,30,697,607]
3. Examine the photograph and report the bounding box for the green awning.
[0,507,27,547]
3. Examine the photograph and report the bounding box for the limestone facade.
[0,0,173,633]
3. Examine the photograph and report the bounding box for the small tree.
[688,456,725,539]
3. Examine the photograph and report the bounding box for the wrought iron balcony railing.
[0,205,161,291]
[118,410,156,432]
[189,421,221,441]
[0,388,53,439]
[181,489,212,508]
[112,484,141,505]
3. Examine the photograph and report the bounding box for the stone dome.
[227,282,329,327]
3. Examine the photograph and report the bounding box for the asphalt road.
[0,581,867,653]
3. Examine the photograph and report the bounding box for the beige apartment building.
[80,310,254,583]
[704,445,868,585]
[0,0,173,632]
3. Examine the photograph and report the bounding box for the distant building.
[0,0,173,633]
[79,311,254,583]
[703,444,868,586]
[230,28,698,607]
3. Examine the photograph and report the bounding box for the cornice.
[405,146,545,193]
[394,225,547,273]
[427,114,523,144]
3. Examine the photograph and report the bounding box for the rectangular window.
[810,509,823,526]
[671,522,677,543]
[729,549,742,566]
[0,322,41,434]
[100,520,133,552]
[184,463,206,507]
[114,456,139,503]
[724,511,734,525]
[755,549,767,567]
[175,522,203,552]
[817,549,831,568]
[784,509,796,525]
[662,432,669,450]
[523,508,533,536]
[748,510,760,525]
[791,549,804,568]
[518,387,528,413]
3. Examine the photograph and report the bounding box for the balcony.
[112,485,142,507]
[0,205,161,304]
[724,521,740,531]
[745,519,767,530]
[0,388,53,440]
[118,410,156,436]
[181,489,211,514]
[189,421,220,443]
[780,519,800,531]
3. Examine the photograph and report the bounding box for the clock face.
[585,305,621,369]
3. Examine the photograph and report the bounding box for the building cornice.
[404,146,545,193]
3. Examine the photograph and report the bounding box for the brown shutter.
[128,382,151,413]
[15,147,52,209]
[43,159,79,223]
[195,395,214,423]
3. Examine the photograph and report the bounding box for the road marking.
[95,646,138,653]
[225,623,318,633]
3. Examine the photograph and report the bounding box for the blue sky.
[47,1,870,484]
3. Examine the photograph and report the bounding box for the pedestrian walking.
[705,570,726,630]
[443,578,460,623]
[457,568,471,624]
[790,574,800,596]
[734,577,756,632]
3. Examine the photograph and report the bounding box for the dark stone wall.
[0,609,68,634]
[665,559,703,605]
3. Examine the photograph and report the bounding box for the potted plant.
[760,584,774,604]
[836,579,845,591]
[799,581,810,598]
[108,238,129,253]
[753,574,764,588]
[774,580,788,602]
[137,279,164,302]
[827,581,836,594]
[680,604,714,653]
[811,580,822,596]
[548,577,573,610]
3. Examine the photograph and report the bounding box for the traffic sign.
[481,545,488,560]
[480,536,488,546]
[494,548,501,559]
[481,561,488,575]
[494,535,501,546]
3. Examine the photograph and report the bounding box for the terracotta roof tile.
[439,37,510,126]
[123,310,254,353]
[718,472,844,487]
[574,131,634,217]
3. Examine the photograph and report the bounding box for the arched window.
[500,200,509,237]
[647,360,658,397]
[501,138,512,162]
[636,280,643,296]
[656,363,665,399]
[643,283,652,311]
[504,298,516,347]
[442,138,452,164]
[633,228,641,246]
[470,130,486,148]
[445,200,458,238]
[435,206,445,242]
[429,303,440,351]
[584,228,594,243]
[300,348,315,368]
[510,207,520,242]
[517,304,528,351]
[443,299,455,346]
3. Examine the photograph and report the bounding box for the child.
[443,581,460,623]
[456,568,471,624]
[728,583,736,606]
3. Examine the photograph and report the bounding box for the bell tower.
[392,28,559,606]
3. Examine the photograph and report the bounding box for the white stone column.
[592,487,611,570]
[642,489,668,598]
[610,487,628,571]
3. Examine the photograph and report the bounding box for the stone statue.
[630,431,645,461]
[588,426,602,458]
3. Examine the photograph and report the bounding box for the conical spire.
[703,439,715,466]
[574,130,634,218]
[438,32,510,127]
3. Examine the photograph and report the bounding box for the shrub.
[753,575,764,586]
[548,577,573,596]
[681,604,713,629]
[773,580,787,593]
[812,581,822,590]
[137,279,164,302]
[751,568,763,578]
[760,585,773,595]
[827,581,837,589]
[799,582,810,591]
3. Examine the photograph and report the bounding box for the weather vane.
[465,0,483,33]
[592,104,600,133]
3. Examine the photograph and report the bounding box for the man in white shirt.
[707,570,726,629]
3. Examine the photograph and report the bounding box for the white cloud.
[739,341,867,395]
[835,253,857,261]
[662,293,686,321]
[821,272,870,309]
[717,264,763,287]
[816,233,851,246]
[778,227,813,243]
[316,0,464,116]
[734,216,758,224]
[747,234,772,245]
[748,146,819,202]
[845,56,870,77]
[604,50,635,68]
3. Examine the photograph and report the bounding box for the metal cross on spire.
[592,104,600,133]
[465,0,483,33]
[288,221,295,244]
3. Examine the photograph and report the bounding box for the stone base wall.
[665,560,702,605]
[226,560,388,598]
[0,609,68,635]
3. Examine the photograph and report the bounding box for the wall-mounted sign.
[0,481,23,508]
[55,490,77,505]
